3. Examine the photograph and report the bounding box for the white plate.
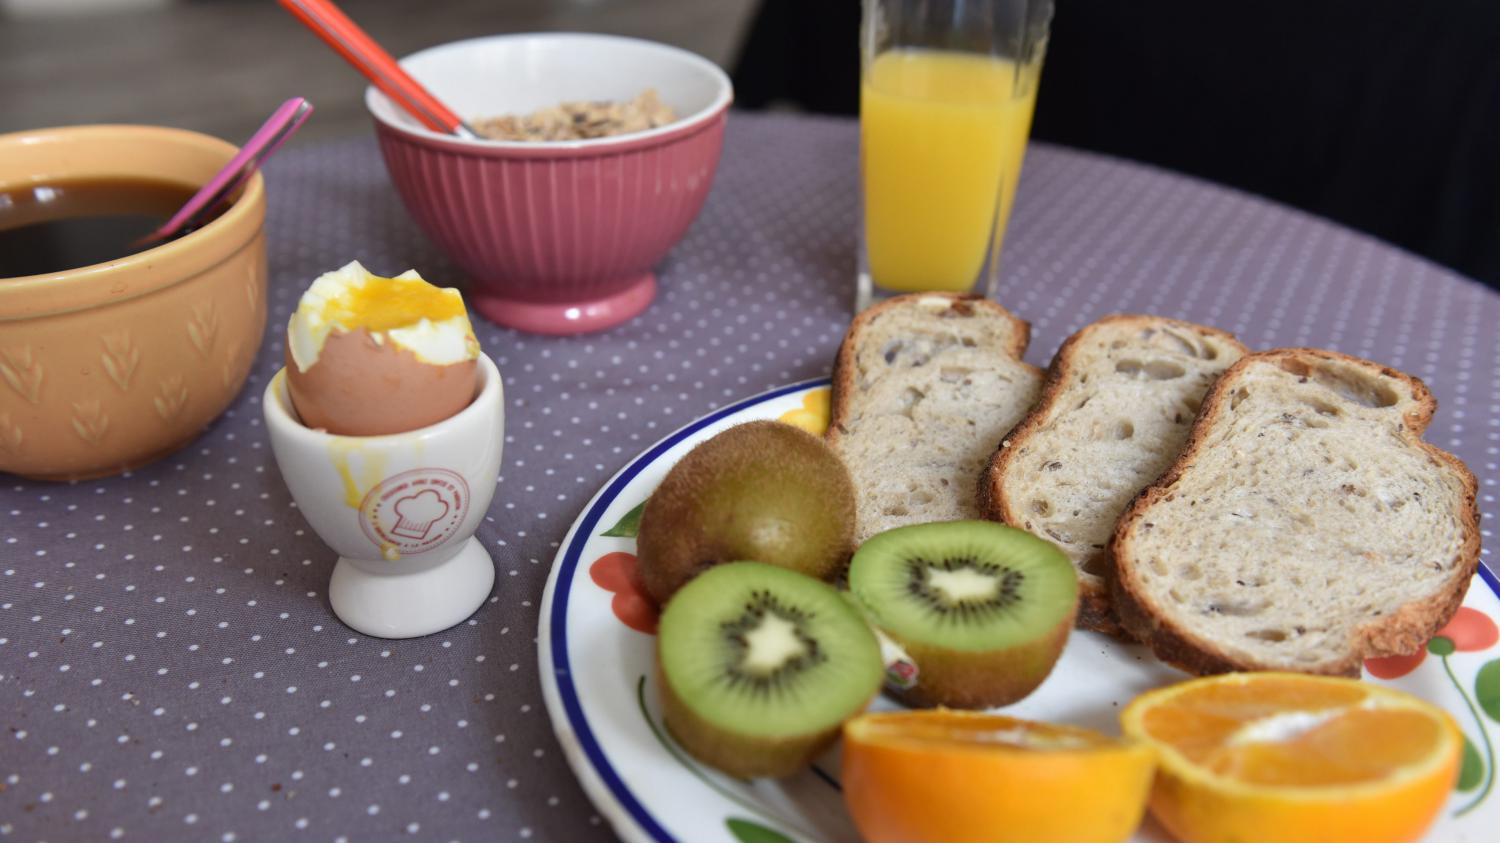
[538,379,1500,843]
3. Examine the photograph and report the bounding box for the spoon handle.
[278,0,479,139]
[140,98,314,246]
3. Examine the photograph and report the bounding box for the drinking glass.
[857,0,1052,311]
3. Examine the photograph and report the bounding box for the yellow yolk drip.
[320,275,466,333]
[328,441,387,509]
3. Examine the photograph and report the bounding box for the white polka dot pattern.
[1,113,1496,842]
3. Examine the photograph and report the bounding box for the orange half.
[1121,673,1462,843]
[841,710,1155,843]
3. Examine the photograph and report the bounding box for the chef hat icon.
[391,489,449,540]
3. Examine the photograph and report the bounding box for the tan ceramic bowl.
[0,125,267,481]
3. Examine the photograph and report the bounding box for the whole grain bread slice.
[1110,348,1480,676]
[827,293,1043,545]
[981,315,1248,635]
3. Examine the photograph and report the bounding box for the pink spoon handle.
[145,97,313,243]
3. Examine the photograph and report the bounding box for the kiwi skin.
[890,613,1074,709]
[636,420,856,606]
[656,661,850,779]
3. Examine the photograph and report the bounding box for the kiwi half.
[637,420,856,606]
[848,520,1078,708]
[657,561,883,778]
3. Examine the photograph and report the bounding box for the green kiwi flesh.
[636,420,856,606]
[848,520,1078,708]
[657,561,883,778]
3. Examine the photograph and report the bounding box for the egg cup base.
[470,272,656,335]
[329,536,496,639]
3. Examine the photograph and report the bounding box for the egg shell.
[285,328,479,436]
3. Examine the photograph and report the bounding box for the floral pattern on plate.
[539,379,1500,843]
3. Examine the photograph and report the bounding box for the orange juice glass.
[857,0,1052,310]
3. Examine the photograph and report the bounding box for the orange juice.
[861,50,1040,293]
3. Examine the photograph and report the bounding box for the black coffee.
[0,177,205,278]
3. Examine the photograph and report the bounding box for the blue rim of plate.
[547,377,830,843]
[544,376,1500,843]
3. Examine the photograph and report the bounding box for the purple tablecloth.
[3,113,1497,842]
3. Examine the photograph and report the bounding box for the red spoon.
[277,0,480,139]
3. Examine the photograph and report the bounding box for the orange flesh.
[1138,678,1446,787]
[1203,709,1443,787]
[850,711,1117,753]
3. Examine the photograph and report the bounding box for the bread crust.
[1107,347,1480,677]
[979,315,1246,638]
[825,292,1036,448]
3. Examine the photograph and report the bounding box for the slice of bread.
[827,293,1043,545]
[1110,348,1480,676]
[982,316,1248,635]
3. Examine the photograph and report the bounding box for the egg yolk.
[320,275,467,333]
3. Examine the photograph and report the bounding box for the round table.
[2,113,1496,842]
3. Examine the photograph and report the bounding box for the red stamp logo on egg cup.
[359,468,470,559]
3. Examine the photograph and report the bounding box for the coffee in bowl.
[0,176,223,278]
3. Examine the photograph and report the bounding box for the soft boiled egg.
[285,261,481,436]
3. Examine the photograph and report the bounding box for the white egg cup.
[263,355,503,638]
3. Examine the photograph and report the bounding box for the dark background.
[732,0,1500,290]
[4,0,1498,289]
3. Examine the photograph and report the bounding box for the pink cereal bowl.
[365,33,732,335]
